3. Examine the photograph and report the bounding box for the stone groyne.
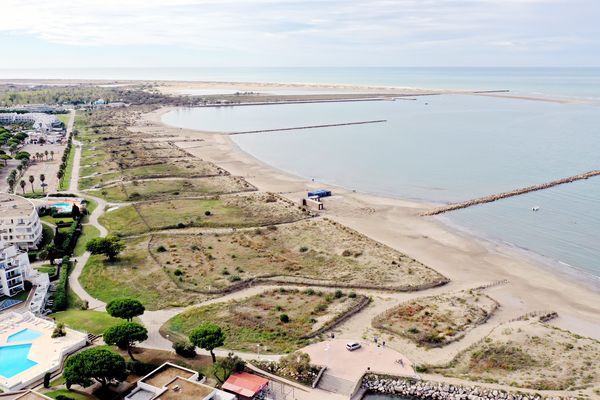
[421,170,600,216]
[228,119,387,135]
[362,375,575,400]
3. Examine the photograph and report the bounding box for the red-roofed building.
[222,373,269,400]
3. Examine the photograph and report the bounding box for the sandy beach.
[132,104,600,347]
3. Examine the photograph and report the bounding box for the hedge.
[52,257,71,312]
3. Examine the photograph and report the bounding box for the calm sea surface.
[162,90,600,282]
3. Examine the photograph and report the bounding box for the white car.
[345,342,361,351]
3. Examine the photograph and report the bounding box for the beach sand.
[133,105,600,347]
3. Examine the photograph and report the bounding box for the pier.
[421,170,600,216]
[228,119,387,135]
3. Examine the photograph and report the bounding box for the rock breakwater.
[362,374,575,400]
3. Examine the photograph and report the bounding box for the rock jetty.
[421,170,600,216]
[362,374,575,400]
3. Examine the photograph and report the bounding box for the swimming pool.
[50,203,73,212]
[0,344,37,378]
[7,328,42,343]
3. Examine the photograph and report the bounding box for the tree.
[50,150,54,160]
[63,348,127,389]
[57,170,64,187]
[19,180,26,194]
[40,174,46,193]
[0,154,11,166]
[71,204,80,219]
[103,322,148,360]
[28,175,34,193]
[106,298,145,322]
[189,323,225,363]
[45,150,49,160]
[85,235,125,261]
[213,352,245,383]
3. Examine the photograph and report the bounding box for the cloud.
[0,0,598,66]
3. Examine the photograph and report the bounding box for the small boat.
[532,206,540,211]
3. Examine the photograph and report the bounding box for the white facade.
[0,243,32,297]
[0,194,43,250]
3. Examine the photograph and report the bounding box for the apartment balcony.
[7,277,23,287]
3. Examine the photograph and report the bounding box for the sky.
[1,0,599,68]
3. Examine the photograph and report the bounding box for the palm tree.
[50,150,54,160]
[7,175,16,193]
[44,150,49,160]
[28,175,34,193]
[19,180,26,194]
[39,174,46,193]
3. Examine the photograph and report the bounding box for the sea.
[3,67,599,284]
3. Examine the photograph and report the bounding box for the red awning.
[222,372,269,398]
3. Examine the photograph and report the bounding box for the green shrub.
[156,245,167,253]
[280,314,290,323]
[173,341,197,358]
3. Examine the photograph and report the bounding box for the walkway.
[63,111,108,311]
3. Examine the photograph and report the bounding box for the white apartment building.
[0,242,32,297]
[0,194,43,250]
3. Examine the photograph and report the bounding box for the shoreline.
[227,127,600,293]
[147,105,600,342]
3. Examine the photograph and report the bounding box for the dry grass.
[431,320,600,391]
[373,290,497,347]
[79,236,212,310]
[163,288,368,353]
[99,193,310,236]
[150,218,446,292]
[88,176,255,202]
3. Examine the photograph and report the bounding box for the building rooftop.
[154,377,213,400]
[0,195,35,218]
[141,364,196,389]
[222,372,269,398]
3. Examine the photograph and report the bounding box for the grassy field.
[41,215,75,225]
[430,320,600,391]
[120,159,225,179]
[52,309,122,335]
[99,193,309,236]
[163,288,367,354]
[74,224,101,256]
[373,290,498,347]
[150,218,446,292]
[79,236,212,310]
[87,176,254,202]
[79,172,121,190]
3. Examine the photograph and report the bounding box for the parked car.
[346,342,361,351]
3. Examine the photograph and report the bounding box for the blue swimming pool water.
[0,344,37,378]
[7,328,42,343]
[51,203,72,210]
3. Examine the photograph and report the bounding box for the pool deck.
[0,312,87,392]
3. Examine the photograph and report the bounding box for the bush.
[127,360,157,375]
[156,245,167,253]
[299,246,309,253]
[280,314,290,323]
[204,210,211,216]
[173,341,197,358]
[228,275,241,282]
[177,222,186,229]
[174,269,183,276]
[334,290,344,299]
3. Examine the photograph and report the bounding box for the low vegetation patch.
[79,236,212,310]
[162,288,368,353]
[431,320,600,390]
[372,290,497,347]
[151,218,445,292]
[88,176,254,202]
[99,193,309,236]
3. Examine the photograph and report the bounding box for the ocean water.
[162,93,600,281]
[2,67,600,100]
